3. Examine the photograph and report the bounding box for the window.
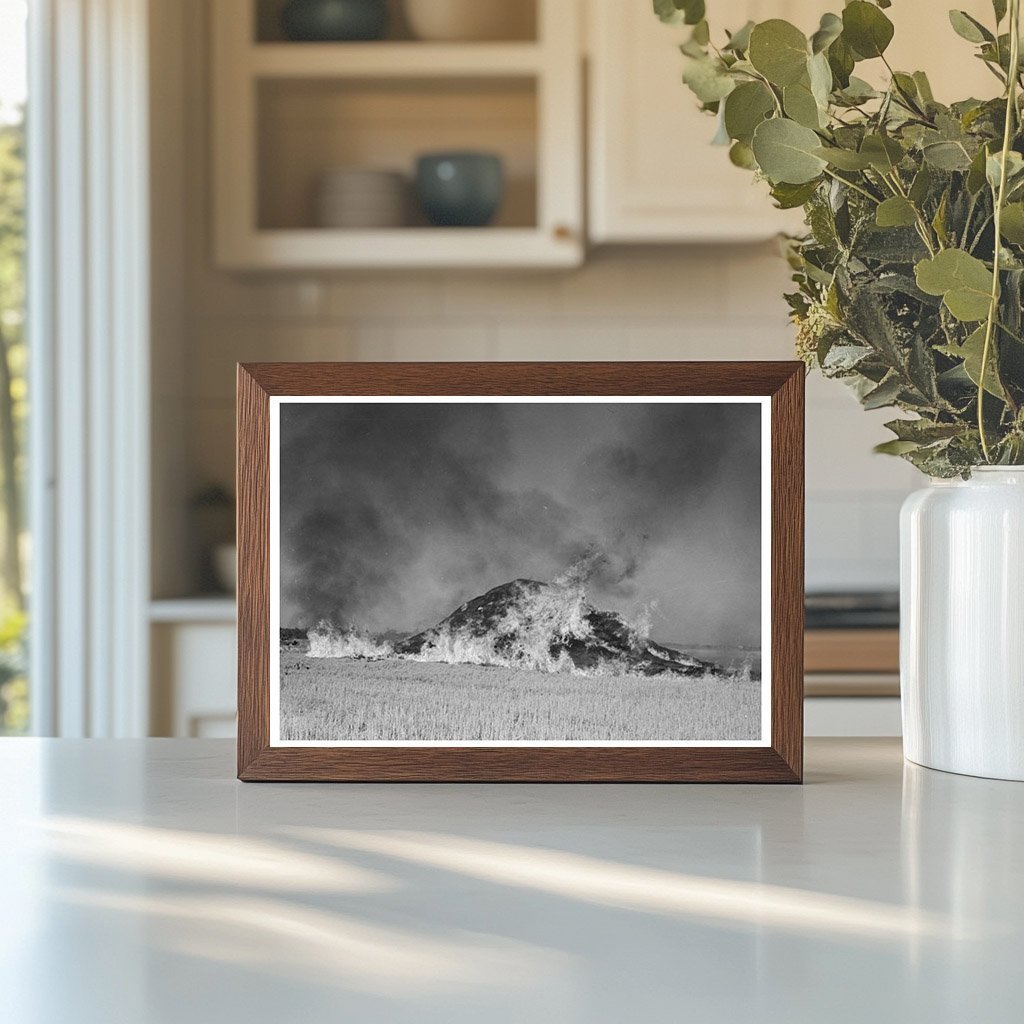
[0,0,28,734]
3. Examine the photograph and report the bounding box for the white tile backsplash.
[326,275,446,321]
[441,273,562,321]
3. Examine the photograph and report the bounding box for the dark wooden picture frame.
[237,362,804,782]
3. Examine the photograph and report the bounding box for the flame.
[305,581,685,679]
[404,581,593,674]
[307,623,394,660]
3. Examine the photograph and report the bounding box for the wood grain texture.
[236,361,805,783]
[236,365,270,778]
[769,365,804,782]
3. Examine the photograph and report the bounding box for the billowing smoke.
[279,401,762,646]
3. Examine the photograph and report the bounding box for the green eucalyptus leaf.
[909,164,934,205]
[913,71,935,104]
[967,144,992,191]
[808,52,833,108]
[653,0,705,26]
[691,19,710,45]
[810,12,843,54]
[751,118,828,184]
[922,140,973,171]
[748,20,809,86]
[723,81,775,144]
[771,179,820,208]
[944,288,994,323]
[892,72,921,106]
[876,196,919,228]
[814,146,872,170]
[684,1,706,27]
[939,325,1006,397]
[862,374,903,409]
[1000,203,1024,244]
[827,35,856,88]
[885,418,963,443]
[915,249,994,322]
[724,20,755,53]
[932,190,951,247]
[653,0,682,24]
[875,439,922,455]
[842,1,895,59]
[729,140,758,169]
[993,0,1008,24]
[986,150,1024,190]
[784,80,824,129]
[806,190,841,248]
[683,57,736,104]
[837,76,879,104]
[980,33,1014,74]
[861,133,904,173]
[948,10,994,44]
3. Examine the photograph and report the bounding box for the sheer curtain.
[28,0,151,736]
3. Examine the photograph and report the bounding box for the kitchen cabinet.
[587,0,814,243]
[211,0,583,269]
[587,0,998,244]
[150,600,237,738]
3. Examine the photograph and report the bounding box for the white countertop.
[1,738,1020,1023]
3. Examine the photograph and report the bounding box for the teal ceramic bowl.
[281,0,388,42]
[415,152,505,228]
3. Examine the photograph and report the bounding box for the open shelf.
[219,227,578,269]
[254,0,538,44]
[212,0,582,269]
[257,76,538,232]
[249,42,544,77]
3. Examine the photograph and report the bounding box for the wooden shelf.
[212,0,583,269]
[218,227,580,270]
[249,42,544,79]
[150,597,237,624]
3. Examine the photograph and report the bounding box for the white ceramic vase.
[900,467,1024,780]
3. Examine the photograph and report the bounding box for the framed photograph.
[237,362,803,782]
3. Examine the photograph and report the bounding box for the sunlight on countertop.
[0,738,1021,1023]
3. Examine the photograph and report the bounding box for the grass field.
[279,652,761,742]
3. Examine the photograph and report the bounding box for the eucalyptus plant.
[657,0,1024,475]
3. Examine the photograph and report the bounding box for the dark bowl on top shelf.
[280,0,388,42]
[415,152,505,228]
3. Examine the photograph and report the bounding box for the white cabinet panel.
[588,0,816,242]
[151,621,236,738]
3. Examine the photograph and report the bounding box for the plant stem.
[822,167,880,204]
[979,0,1021,462]
[969,213,994,253]
[884,171,939,254]
[997,318,1024,345]
[962,191,980,249]
[750,70,784,117]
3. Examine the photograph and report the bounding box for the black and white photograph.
[270,397,770,746]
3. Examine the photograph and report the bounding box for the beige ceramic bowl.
[403,0,535,41]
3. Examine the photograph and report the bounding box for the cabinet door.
[587,0,996,244]
[587,0,808,243]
